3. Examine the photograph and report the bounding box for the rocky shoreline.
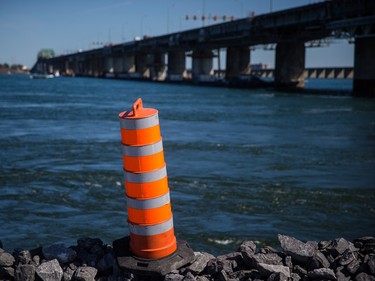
[1,235,374,281]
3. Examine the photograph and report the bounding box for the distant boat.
[29,73,54,79]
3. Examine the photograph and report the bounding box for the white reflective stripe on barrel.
[129,217,174,236]
[120,114,159,130]
[124,166,167,183]
[127,192,170,209]
[122,139,163,157]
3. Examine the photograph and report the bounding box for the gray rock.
[368,254,375,275]
[182,271,196,281]
[258,263,290,278]
[319,240,333,250]
[267,272,289,281]
[229,269,257,280]
[328,238,350,258]
[97,252,115,272]
[284,255,293,270]
[205,258,223,275]
[196,276,210,281]
[293,265,307,277]
[260,246,279,254]
[355,272,375,281]
[42,243,77,264]
[217,269,229,281]
[36,259,63,281]
[15,264,35,281]
[290,273,301,281]
[217,252,244,272]
[0,252,15,267]
[326,254,335,265]
[184,252,214,275]
[74,266,97,281]
[338,249,356,266]
[308,251,331,270]
[308,268,336,280]
[336,269,351,281]
[254,253,283,266]
[164,271,184,281]
[32,255,40,266]
[62,263,77,281]
[354,237,375,254]
[17,250,32,265]
[346,258,361,275]
[278,234,317,264]
[1,266,15,279]
[243,252,283,269]
[238,240,256,254]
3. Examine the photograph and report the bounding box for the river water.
[0,74,374,255]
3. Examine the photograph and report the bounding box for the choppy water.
[0,74,374,255]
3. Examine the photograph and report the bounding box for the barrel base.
[113,236,195,277]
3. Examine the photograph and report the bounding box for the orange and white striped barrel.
[119,98,177,259]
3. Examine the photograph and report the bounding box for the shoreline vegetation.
[0,64,29,74]
[0,235,374,281]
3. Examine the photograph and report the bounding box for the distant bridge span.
[33,0,375,96]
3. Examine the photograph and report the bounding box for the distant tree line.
[0,63,29,73]
[0,63,25,69]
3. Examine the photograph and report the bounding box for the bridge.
[32,0,375,96]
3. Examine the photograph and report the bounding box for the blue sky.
[0,0,354,68]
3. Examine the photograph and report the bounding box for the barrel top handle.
[132,98,143,116]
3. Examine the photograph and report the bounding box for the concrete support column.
[167,50,186,81]
[72,59,79,76]
[123,54,135,74]
[149,53,166,81]
[192,49,214,82]
[135,52,149,78]
[84,58,92,76]
[78,60,84,75]
[113,57,123,74]
[226,46,250,80]
[104,57,114,76]
[92,57,104,77]
[353,36,375,97]
[275,41,305,88]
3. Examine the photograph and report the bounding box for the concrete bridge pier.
[92,57,104,77]
[135,53,149,78]
[167,50,186,81]
[354,37,375,97]
[192,50,214,82]
[82,58,92,76]
[104,57,114,76]
[122,54,136,77]
[275,41,305,88]
[226,46,250,80]
[67,59,78,76]
[149,53,166,81]
[66,60,76,76]
[113,56,124,76]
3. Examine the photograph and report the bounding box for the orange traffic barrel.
[119,98,177,259]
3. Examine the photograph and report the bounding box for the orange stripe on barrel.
[123,151,165,173]
[130,228,177,259]
[120,125,161,146]
[127,203,172,225]
[125,177,169,199]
